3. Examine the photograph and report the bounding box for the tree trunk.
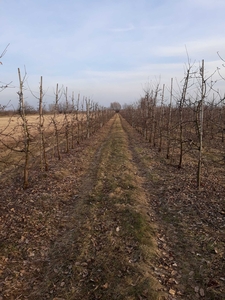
[197,60,205,189]
[158,84,165,152]
[39,76,48,171]
[166,78,173,159]
[52,83,61,160]
[18,68,30,189]
[86,98,90,139]
[178,68,190,169]
[64,87,69,153]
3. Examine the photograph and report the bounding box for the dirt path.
[27,113,164,299]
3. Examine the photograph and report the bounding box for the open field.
[0,113,224,299]
[0,112,96,173]
[0,113,86,137]
[0,114,69,173]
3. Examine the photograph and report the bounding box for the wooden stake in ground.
[158,83,165,152]
[64,87,70,153]
[52,83,61,160]
[178,67,190,169]
[39,76,48,171]
[166,78,173,159]
[76,93,80,144]
[197,59,205,189]
[17,68,30,189]
[71,91,75,149]
[151,84,159,147]
[86,97,90,139]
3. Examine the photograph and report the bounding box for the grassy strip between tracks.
[32,114,163,299]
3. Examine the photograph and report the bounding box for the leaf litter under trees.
[121,115,225,299]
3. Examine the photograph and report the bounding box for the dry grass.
[0,113,86,137]
[0,113,87,172]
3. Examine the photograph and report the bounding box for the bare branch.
[0,44,10,62]
[217,51,225,63]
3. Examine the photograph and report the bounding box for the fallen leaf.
[195,286,199,293]
[169,288,176,296]
[199,288,205,297]
[102,283,109,289]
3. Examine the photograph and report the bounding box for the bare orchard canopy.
[110,102,121,112]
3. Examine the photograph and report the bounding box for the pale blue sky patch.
[0,0,225,108]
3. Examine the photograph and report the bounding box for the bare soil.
[0,113,224,299]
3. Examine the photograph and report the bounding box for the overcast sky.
[1,0,225,109]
